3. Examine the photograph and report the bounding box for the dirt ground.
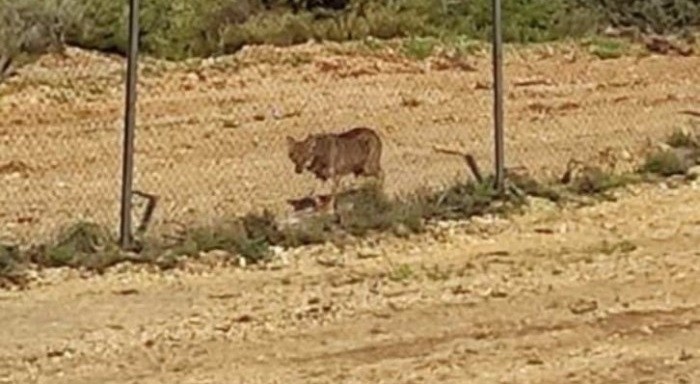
[0,180,699,383]
[0,40,699,243]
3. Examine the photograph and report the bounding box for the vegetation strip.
[1,128,698,289]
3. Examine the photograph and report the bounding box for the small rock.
[199,250,229,267]
[316,256,344,267]
[270,245,285,257]
[489,289,508,298]
[679,349,693,362]
[569,299,598,315]
[356,247,380,259]
[526,357,544,365]
[393,223,411,238]
[687,165,700,179]
[235,314,254,323]
[527,197,558,212]
[307,297,321,305]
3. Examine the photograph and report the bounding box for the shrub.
[4,0,698,61]
[666,128,699,149]
[576,0,700,35]
[335,184,427,237]
[640,150,690,176]
[26,222,126,272]
[423,178,508,221]
[639,128,700,177]
[401,36,437,59]
[587,37,628,59]
[0,0,64,76]
[568,166,631,195]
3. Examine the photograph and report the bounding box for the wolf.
[286,126,384,208]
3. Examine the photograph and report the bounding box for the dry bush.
[0,0,64,78]
[576,0,700,35]
[640,128,700,177]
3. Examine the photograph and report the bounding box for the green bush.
[576,0,700,34]
[640,150,690,176]
[587,37,628,59]
[0,0,64,76]
[2,0,699,64]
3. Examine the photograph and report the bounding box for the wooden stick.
[433,145,483,182]
[679,110,700,118]
[133,190,158,236]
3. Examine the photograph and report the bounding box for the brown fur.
[286,127,384,207]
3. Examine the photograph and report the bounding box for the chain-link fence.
[0,50,123,244]
[1,3,698,247]
[503,44,699,181]
[0,42,497,245]
[127,42,499,240]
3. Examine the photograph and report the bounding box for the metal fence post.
[492,0,505,193]
[119,0,140,249]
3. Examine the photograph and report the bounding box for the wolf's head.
[286,135,317,174]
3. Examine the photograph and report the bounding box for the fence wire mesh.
[0,49,123,244]
[132,43,495,237]
[502,44,699,181]
[1,38,698,246]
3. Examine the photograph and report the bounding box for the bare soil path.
[1,181,699,383]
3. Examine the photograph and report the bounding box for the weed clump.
[11,0,694,62]
[508,170,563,202]
[424,178,509,221]
[0,244,24,287]
[28,222,124,272]
[641,150,690,176]
[568,166,633,195]
[335,184,426,236]
[587,37,628,59]
[640,128,700,177]
[168,178,519,265]
[666,129,699,149]
[174,211,280,264]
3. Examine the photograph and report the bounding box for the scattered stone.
[207,292,239,300]
[526,356,544,365]
[569,299,598,315]
[316,256,344,268]
[451,284,471,295]
[356,247,381,259]
[687,165,700,179]
[534,227,555,234]
[234,314,254,323]
[112,288,139,296]
[527,197,558,213]
[679,349,693,362]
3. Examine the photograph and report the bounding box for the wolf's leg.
[330,174,342,213]
[376,169,386,190]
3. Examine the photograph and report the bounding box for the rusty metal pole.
[492,0,505,194]
[119,0,140,249]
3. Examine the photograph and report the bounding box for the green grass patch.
[639,128,700,177]
[401,36,438,60]
[586,37,629,59]
[10,0,695,62]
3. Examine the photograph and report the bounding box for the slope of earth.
[0,181,699,383]
[0,40,699,243]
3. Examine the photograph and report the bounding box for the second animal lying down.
[286,126,384,210]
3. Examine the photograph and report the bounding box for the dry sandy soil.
[0,40,699,243]
[0,180,699,383]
